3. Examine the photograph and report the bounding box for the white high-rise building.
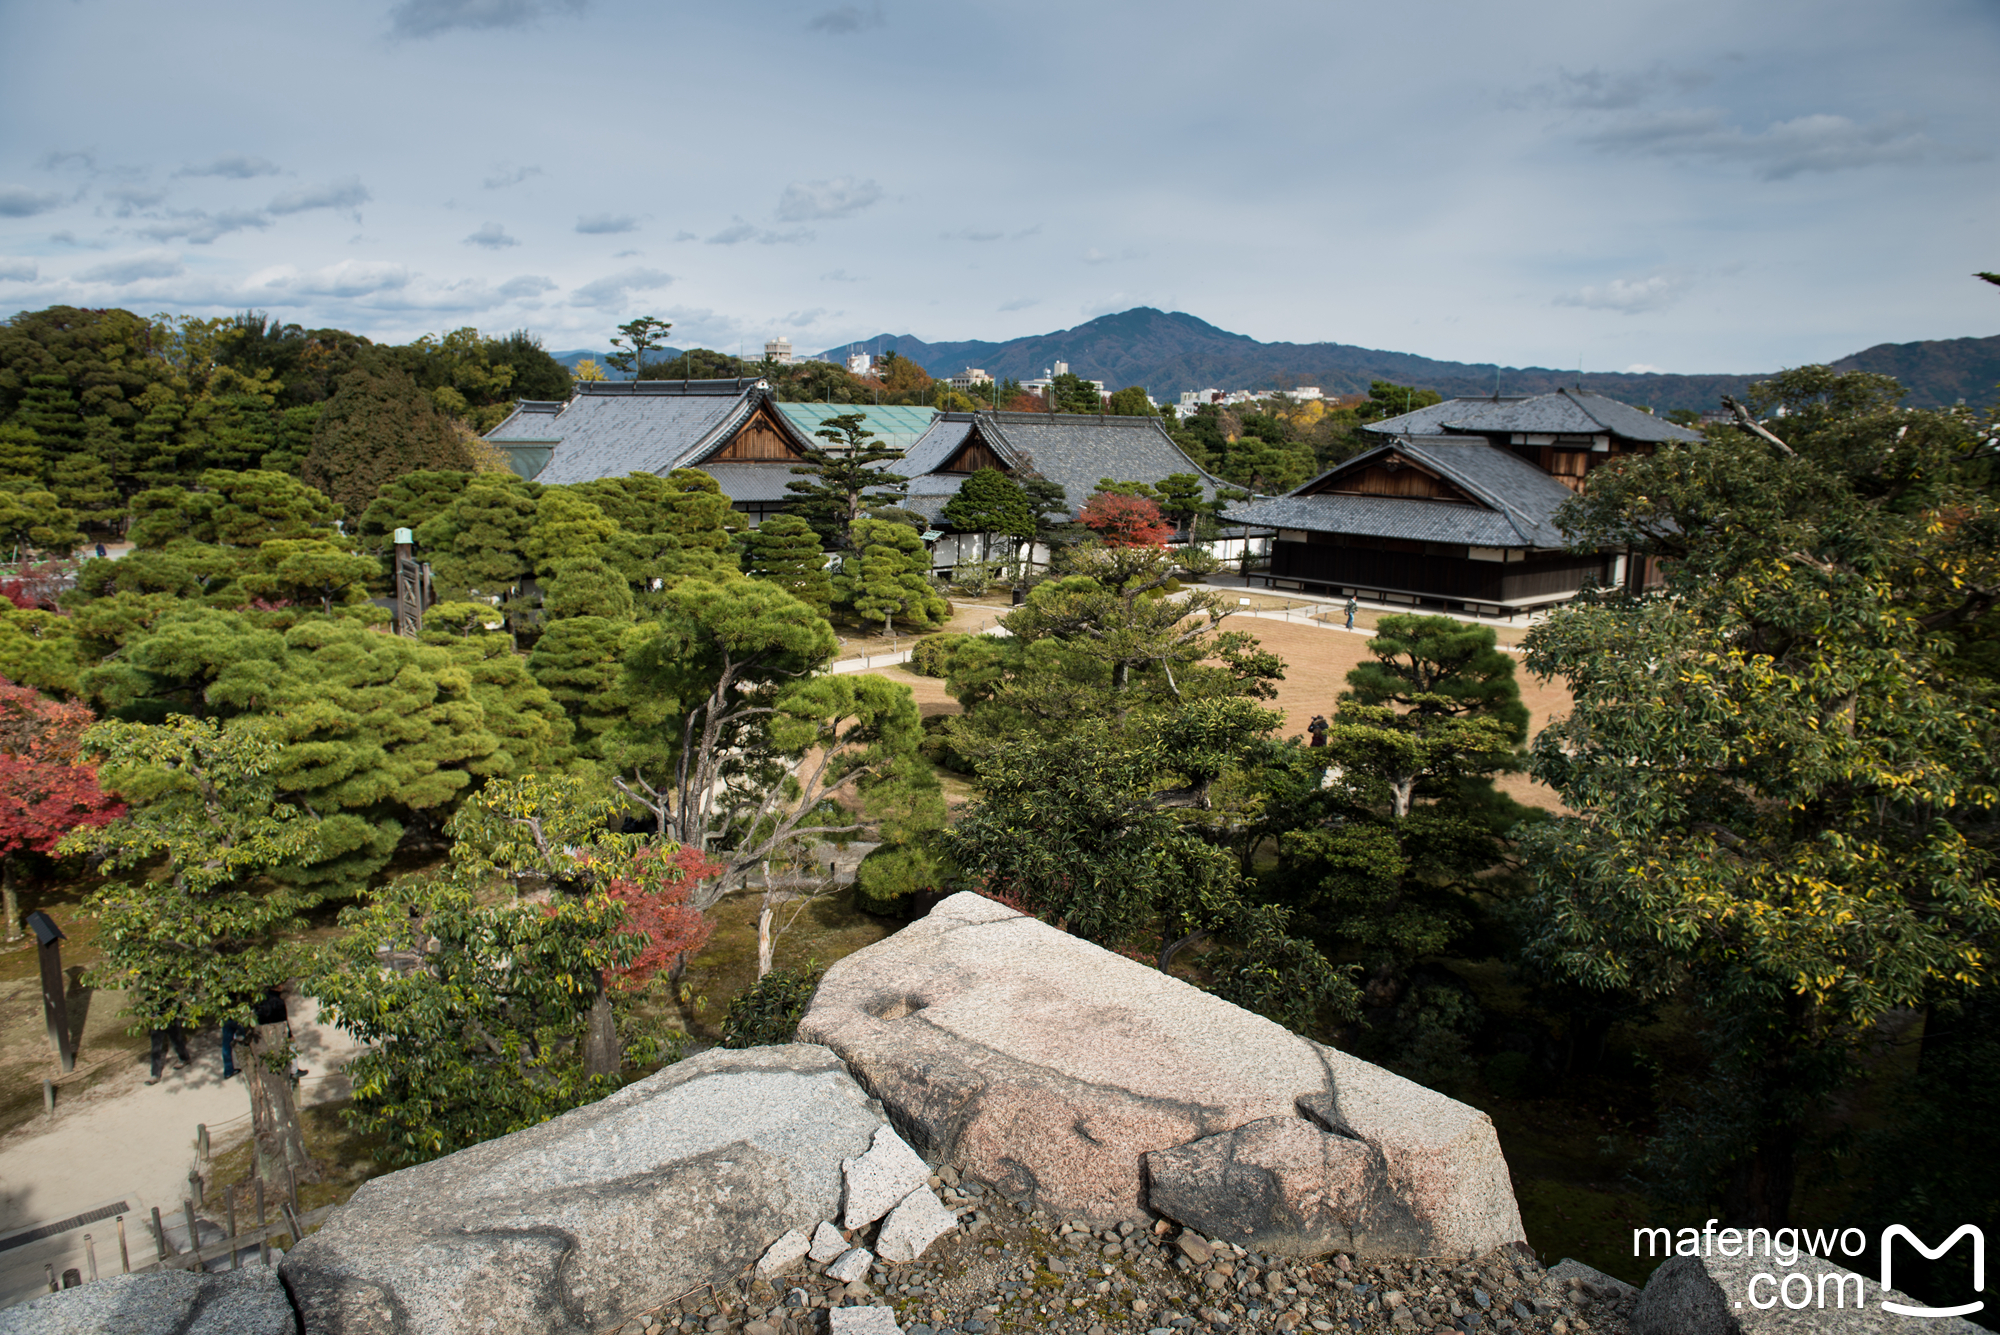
[950,367,994,391]
[846,351,873,376]
[763,338,794,365]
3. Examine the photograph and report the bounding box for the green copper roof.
[776,402,939,453]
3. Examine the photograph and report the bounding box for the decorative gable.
[704,401,805,462]
[1304,452,1481,506]
[940,429,1005,475]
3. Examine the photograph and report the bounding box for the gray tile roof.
[900,411,1227,517]
[490,380,822,486]
[1366,388,1703,444]
[1223,437,1578,548]
[699,462,809,504]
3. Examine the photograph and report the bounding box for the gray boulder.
[797,891,1523,1257]
[282,1044,888,1334]
[1634,1251,1988,1334]
[0,1267,292,1335]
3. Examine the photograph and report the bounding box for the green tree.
[605,316,673,381]
[542,555,635,621]
[527,616,640,759]
[128,468,341,550]
[1342,614,1529,742]
[1517,366,2000,1226]
[783,413,910,550]
[300,368,477,518]
[417,480,539,600]
[524,489,618,576]
[940,468,1035,546]
[59,717,322,1184]
[571,469,742,589]
[836,518,948,634]
[1050,372,1102,415]
[604,579,935,904]
[237,539,379,616]
[1105,386,1155,417]
[358,469,483,547]
[741,513,831,616]
[1354,380,1444,423]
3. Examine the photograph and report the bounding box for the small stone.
[1473,1287,1491,1309]
[827,1247,875,1284]
[877,1187,959,1263]
[937,1164,960,1187]
[758,1229,812,1277]
[843,1125,933,1230]
[810,1221,851,1264]
[1177,1234,1214,1265]
[745,1324,779,1335]
[829,1306,905,1335]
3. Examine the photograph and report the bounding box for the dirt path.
[0,998,361,1307]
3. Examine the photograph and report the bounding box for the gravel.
[587,1173,1636,1335]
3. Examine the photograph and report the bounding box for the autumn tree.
[1079,490,1175,547]
[59,717,321,1185]
[0,678,123,938]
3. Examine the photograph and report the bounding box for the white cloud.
[576,213,638,234]
[484,164,542,189]
[570,267,674,308]
[104,183,168,215]
[0,260,38,282]
[1555,273,1690,314]
[267,177,371,216]
[389,0,586,38]
[777,177,881,222]
[822,269,865,283]
[77,251,185,284]
[267,260,412,299]
[1532,64,1712,111]
[464,222,521,248]
[498,275,557,299]
[998,297,1038,312]
[0,187,65,218]
[706,216,814,246]
[1581,109,1951,180]
[1624,363,1667,374]
[807,3,884,34]
[176,155,281,179]
[134,209,271,245]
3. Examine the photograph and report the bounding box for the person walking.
[1343,596,1358,631]
[252,984,308,1079]
[145,1024,189,1085]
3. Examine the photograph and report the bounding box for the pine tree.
[0,426,41,487]
[527,616,637,759]
[742,513,832,616]
[357,469,487,545]
[940,467,1035,543]
[47,454,120,533]
[543,555,635,621]
[417,481,539,600]
[784,413,910,550]
[300,368,475,518]
[837,518,948,634]
[524,489,619,576]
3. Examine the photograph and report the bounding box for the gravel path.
[595,1170,1635,1335]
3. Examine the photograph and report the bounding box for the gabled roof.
[1221,438,1578,549]
[490,379,822,486]
[776,403,939,453]
[901,411,1228,515]
[1365,388,1703,445]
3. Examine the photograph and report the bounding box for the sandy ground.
[0,998,361,1306]
[859,611,1573,812]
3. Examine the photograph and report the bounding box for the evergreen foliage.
[783,412,910,550]
[940,467,1034,540]
[741,513,831,615]
[301,368,475,518]
[836,518,948,634]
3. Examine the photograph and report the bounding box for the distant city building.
[949,367,994,392]
[847,351,873,376]
[763,338,794,365]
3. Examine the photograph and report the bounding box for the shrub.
[908,632,971,678]
[854,841,955,918]
[719,963,824,1048]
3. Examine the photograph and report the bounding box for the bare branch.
[1722,397,1796,458]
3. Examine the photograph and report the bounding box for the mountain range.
[555,308,2000,411]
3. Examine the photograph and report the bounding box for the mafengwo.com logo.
[1634,1221,1986,1319]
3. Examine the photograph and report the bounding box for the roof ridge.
[1394,438,1545,545]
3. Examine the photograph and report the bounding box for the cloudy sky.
[1,0,1994,377]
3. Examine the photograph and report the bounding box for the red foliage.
[600,844,720,989]
[0,677,123,857]
[1078,491,1175,547]
[0,560,74,612]
[1002,392,1048,413]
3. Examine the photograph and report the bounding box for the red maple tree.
[1078,491,1176,547]
[0,676,125,938]
[592,843,720,990]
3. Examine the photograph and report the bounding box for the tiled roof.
[490,380,823,487]
[900,411,1228,516]
[699,462,809,504]
[1225,437,1578,548]
[1366,388,1703,444]
[776,403,939,453]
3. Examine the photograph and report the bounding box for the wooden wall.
[942,435,1002,474]
[710,404,802,461]
[1271,541,1608,604]
[1305,458,1474,503]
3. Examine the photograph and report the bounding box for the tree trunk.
[2,857,19,942]
[583,974,620,1080]
[1725,1124,1798,1228]
[245,1023,315,1188]
[757,902,776,980]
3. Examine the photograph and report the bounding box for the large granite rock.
[0,1267,292,1335]
[282,1044,888,1335]
[1634,1252,1988,1334]
[797,891,1522,1258]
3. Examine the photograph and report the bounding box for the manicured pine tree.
[838,518,948,634]
[784,413,910,550]
[524,489,619,576]
[417,481,539,600]
[543,555,635,621]
[742,513,832,616]
[940,467,1035,559]
[300,367,476,518]
[527,616,638,760]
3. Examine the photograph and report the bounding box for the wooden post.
[43,1263,55,1294]
[117,1216,129,1274]
[226,1191,238,1271]
[182,1199,198,1266]
[286,1163,298,1212]
[189,1168,203,1209]
[196,1123,209,1161]
[42,1079,53,1119]
[84,1234,96,1282]
[150,1206,169,1261]
[255,1181,267,1267]
[28,915,74,1073]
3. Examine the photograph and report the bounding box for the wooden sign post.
[25,912,74,1073]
